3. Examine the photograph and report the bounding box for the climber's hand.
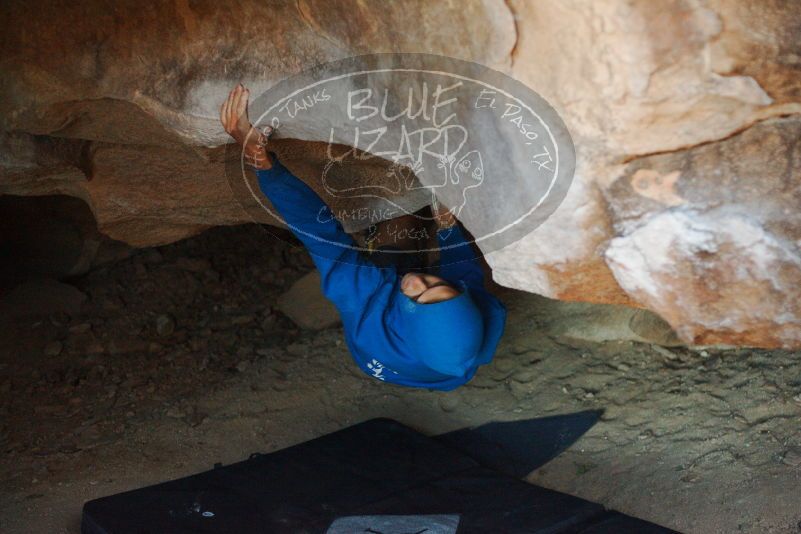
[220,83,273,169]
[433,201,457,230]
[220,83,255,145]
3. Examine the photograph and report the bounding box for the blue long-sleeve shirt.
[255,154,507,391]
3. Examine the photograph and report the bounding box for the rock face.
[1,0,799,347]
[602,119,801,347]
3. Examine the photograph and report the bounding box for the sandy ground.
[1,224,800,533]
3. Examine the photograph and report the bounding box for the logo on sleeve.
[366,358,398,381]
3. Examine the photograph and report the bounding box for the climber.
[220,83,506,390]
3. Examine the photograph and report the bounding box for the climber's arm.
[220,83,388,313]
[254,154,388,313]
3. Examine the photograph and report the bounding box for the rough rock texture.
[0,0,514,245]
[1,0,799,347]
[483,0,801,347]
[602,118,801,347]
[533,299,683,347]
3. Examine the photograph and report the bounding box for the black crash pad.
[82,418,677,533]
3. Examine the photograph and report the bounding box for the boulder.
[537,300,683,347]
[0,0,799,347]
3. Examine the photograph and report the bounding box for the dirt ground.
[1,224,800,533]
